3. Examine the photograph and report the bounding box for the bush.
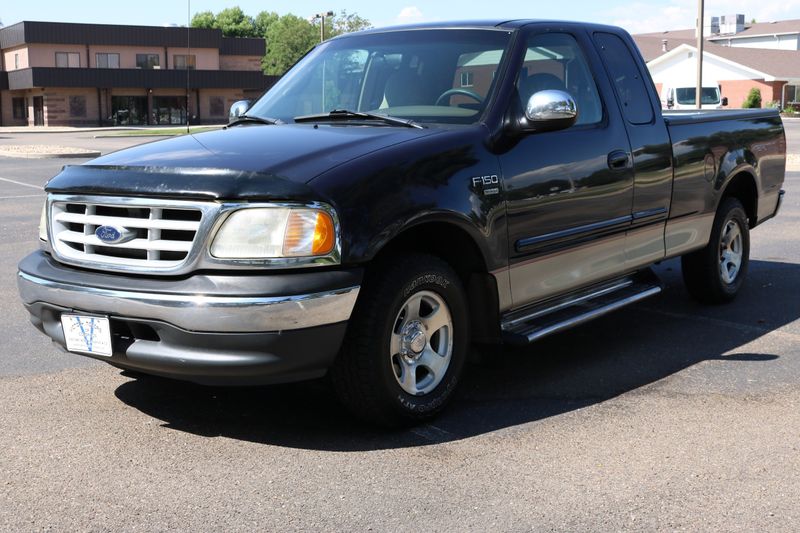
[742,88,762,108]
[764,100,779,109]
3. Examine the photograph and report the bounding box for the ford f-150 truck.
[17,20,786,425]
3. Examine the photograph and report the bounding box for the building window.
[96,53,120,69]
[173,55,196,70]
[14,54,19,69]
[786,85,800,104]
[69,96,87,117]
[12,98,26,119]
[460,71,474,87]
[111,96,147,126]
[136,54,160,69]
[55,52,81,68]
[209,96,225,117]
[153,96,188,125]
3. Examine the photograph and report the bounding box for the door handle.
[607,150,630,171]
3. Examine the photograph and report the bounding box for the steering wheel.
[435,88,484,106]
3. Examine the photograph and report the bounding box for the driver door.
[499,29,635,309]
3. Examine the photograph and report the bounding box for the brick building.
[634,16,800,109]
[0,21,278,126]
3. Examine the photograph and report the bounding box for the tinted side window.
[517,33,603,126]
[593,32,654,125]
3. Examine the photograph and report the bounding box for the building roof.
[0,21,264,56]
[633,35,695,62]
[636,18,800,41]
[636,35,800,81]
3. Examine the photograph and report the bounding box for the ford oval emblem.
[95,225,134,244]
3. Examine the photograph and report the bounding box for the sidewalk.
[0,125,223,134]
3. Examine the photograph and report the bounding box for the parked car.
[661,84,728,109]
[18,20,786,425]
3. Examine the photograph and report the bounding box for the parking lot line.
[0,177,44,190]
[0,194,44,200]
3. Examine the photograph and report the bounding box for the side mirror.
[721,96,729,107]
[519,90,578,133]
[229,100,251,121]
[667,97,675,109]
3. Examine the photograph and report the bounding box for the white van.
[661,86,728,109]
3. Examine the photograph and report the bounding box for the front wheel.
[330,253,469,426]
[681,197,750,304]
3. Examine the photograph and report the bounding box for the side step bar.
[501,272,662,345]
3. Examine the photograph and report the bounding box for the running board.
[501,272,662,345]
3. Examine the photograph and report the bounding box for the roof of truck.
[337,19,629,38]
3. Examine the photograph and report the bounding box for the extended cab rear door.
[592,31,673,271]
[500,27,634,309]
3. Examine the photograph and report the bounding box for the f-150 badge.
[471,174,500,195]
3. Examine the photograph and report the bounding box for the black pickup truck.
[18,20,786,425]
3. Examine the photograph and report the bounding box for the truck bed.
[662,108,780,125]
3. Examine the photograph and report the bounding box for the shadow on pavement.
[114,259,800,450]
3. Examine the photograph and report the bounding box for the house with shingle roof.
[633,15,800,108]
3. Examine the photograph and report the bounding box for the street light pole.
[313,11,335,43]
[696,0,704,110]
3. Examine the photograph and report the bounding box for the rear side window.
[593,32,654,125]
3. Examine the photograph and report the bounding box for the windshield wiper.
[226,114,284,127]
[294,109,423,129]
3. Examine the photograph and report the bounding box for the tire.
[330,253,469,426]
[681,197,750,304]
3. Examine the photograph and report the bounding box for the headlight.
[39,201,48,241]
[210,207,336,259]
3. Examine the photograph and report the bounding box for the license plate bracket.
[60,314,113,357]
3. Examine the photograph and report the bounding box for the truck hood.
[46,124,441,200]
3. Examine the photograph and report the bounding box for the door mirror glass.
[229,100,251,121]
[721,96,728,106]
[522,90,578,132]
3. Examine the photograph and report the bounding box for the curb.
[0,151,101,159]
[93,134,177,138]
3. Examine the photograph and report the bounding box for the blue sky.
[3,1,800,34]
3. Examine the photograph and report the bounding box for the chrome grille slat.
[55,231,193,252]
[50,196,206,271]
[53,211,201,231]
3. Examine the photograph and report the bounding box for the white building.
[635,16,800,108]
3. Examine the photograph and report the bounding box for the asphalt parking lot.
[1,125,799,531]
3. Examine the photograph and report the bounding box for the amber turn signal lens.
[282,209,335,257]
[311,211,335,255]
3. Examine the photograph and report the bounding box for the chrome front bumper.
[17,252,362,385]
[17,271,359,333]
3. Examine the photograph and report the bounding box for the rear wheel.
[681,197,750,304]
[330,253,468,426]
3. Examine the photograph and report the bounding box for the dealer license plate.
[60,315,113,357]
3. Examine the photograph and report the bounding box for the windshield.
[675,87,721,105]
[247,29,513,125]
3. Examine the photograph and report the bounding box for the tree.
[191,7,370,75]
[255,11,279,38]
[190,6,258,38]
[329,10,372,37]
[215,7,257,38]
[263,14,318,75]
[191,11,216,29]
[742,87,762,108]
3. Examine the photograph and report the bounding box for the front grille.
[50,198,204,270]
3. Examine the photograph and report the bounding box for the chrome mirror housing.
[522,90,578,132]
[229,100,251,121]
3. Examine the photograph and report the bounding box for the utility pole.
[186,0,191,133]
[696,0,704,110]
[314,11,335,43]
